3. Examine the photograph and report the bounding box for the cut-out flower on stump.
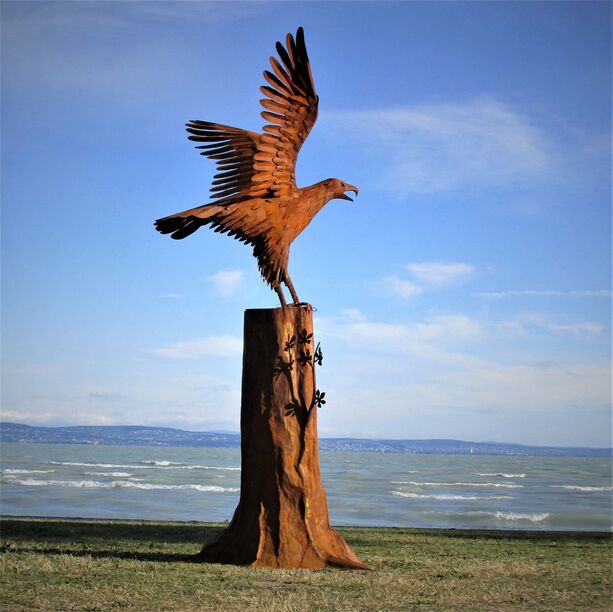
[284,401,300,417]
[298,329,313,345]
[284,335,296,353]
[273,355,294,379]
[313,390,326,408]
[314,343,323,366]
[298,349,312,367]
[277,333,326,422]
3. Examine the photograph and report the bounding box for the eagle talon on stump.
[154,27,358,307]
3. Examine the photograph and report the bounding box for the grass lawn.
[0,517,611,610]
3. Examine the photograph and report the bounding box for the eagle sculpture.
[155,27,358,307]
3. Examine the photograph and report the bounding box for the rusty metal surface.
[191,306,367,569]
[155,28,358,306]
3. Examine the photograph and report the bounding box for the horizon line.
[1,421,611,451]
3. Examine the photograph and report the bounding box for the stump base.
[193,305,366,569]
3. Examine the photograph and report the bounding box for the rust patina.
[155,28,358,307]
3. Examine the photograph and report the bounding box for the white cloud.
[441,363,611,412]
[323,98,552,194]
[150,335,242,359]
[543,322,603,336]
[404,262,475,287]
[159,293,183,300]
[2,2,271,105]
[209,269,245,297]
[4,1,268,32]
[340,308,365,321]
[479,289,612,299]
[315,309,611,445]
[384,276,423,299]
[0,410,56,423]
[318,313,485,367]
[0,410,114,426]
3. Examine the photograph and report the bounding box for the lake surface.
[1,443,611,531]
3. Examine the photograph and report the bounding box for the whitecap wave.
[392,491,512,501]
[49,461,145,469]
[494,511,550,522]
[185,465,241,471]
[2,476,239,493]
[478,473,526,478]
[550,485,612,492]
[424,510,550,523]
[405,481,523,489]
[48,461,241,471]
[2,469,55,474]
[116,482,240,492]
[82,471,132,478]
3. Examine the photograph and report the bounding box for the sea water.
[1,443,611,531]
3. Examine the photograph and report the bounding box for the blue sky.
[2,1,610,446]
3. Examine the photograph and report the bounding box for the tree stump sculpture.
[192,305,366,569]
[155,27,365,569]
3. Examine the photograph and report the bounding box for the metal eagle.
[154,27,358,307]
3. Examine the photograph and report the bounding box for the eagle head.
[325,178,359,202]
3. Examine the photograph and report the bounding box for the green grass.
[1,518,611,610]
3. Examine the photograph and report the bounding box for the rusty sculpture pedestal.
[192,305,366,569]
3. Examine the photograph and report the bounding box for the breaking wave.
[2,475,239,493]
[493,511,550,522]
[425,510,550,523]
[550,485,612,492]
[3,469,55,474]
[392,491,512,501]
[50,462,144,469]
[405,481,523,489]
[477,473,526,478]
[82,471,133,478]
[49,461,241,471]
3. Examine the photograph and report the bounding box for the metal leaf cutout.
[277,332,326,423]
[313,389,326,408]
[314,343,323,366]
[298,328,313,345]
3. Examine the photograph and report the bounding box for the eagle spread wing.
[155,28,318,286]
[180,27,317,208]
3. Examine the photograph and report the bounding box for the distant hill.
[1,422,610,457]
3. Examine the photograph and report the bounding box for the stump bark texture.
[194,305,366,569]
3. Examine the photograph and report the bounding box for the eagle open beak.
[340,185,359,202]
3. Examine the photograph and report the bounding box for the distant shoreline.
[2,422,610,457]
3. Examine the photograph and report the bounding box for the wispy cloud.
[160,293,184,300]
[209,269,245,297]
[340,308,365,321]
[323,98,553,194]
[404,262,475,287]
[86,391,123,402]
[2,2,270,104]
[384,276,423,299]
[315,309,610,444]
[4,1,269,32]
[479,289,612,299]
[0,410,114,426]
[318,311,485,366]
[384,261,474,299]
[542,322,603,336]
[150,335,242,359]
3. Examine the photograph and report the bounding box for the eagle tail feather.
[155,204,224,240]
